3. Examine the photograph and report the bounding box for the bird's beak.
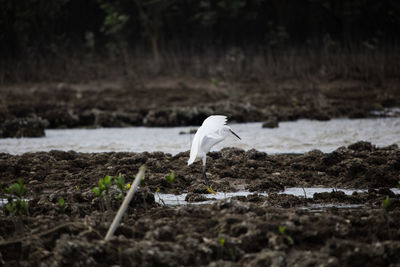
[229,129,241,140]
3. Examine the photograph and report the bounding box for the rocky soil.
[1,141,400,266]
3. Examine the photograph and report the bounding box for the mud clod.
[0,117,47,137]
[185,192,210,202]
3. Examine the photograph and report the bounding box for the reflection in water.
[0,118,399,155]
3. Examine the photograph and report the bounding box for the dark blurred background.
[1,0,399,83]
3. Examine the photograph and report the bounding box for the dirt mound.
[0,116,46,138]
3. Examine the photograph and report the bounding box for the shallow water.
[298,203,367,213]
[155,187,400,206]
[0,118,399,155]
[2,188,399,210]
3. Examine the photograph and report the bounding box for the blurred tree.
[0,0,64,58]
[0,0,399,82]
[134,0,180,72]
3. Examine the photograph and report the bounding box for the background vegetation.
[1,0,399,83]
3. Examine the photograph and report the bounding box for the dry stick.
[104,165,146,241]
[302,187,307,198]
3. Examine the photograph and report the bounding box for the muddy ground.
[1,77,399,137]
[1,141,400,266]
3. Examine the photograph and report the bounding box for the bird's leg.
[202,164,209,187]
[202,156,209,186]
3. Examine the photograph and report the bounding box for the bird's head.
[220,126,241,140]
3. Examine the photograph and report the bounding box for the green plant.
[93,175,113,211]
[139,174,146,186]
[219,238,225,246]
[93,173,133,208]
[5,179,28,216]
[114,173,125,190]
[56,197,67,213]
[211,78,219,87]
[165,171,175,184]
[383,196,390,211]
[93,175,112,197]
[278,225,294,245]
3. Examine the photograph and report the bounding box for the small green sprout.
[278,225,286,235]
[58,197,65,207]
[56,197,67,213]
[114,173,125,192]
[139,174,146,186]
[211,78,219,87]
[165,171,175,184]
[383,196,390,211]
[278,225,294,245]
[93,175,113,211]
[93,175,112,197]
[5,179,29,216]
[219,238,225,246]
[113,173,127,199]
[93,187,101,196]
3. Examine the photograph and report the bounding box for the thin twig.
[104,165,146,241]
[302,187,307,198]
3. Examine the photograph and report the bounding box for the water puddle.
[279,187,367,197]
[155,191,269,206]
[154,187,400,207]
[0,118,399,155]
[2,188,399,212]
[299,203,366,213]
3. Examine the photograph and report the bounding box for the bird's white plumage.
[188,115,227,165]
[201,115,227,134]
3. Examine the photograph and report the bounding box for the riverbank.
[1,77,399,137]
[0,142,399,265]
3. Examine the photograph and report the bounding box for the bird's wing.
[201,115,227,136]
[200,133,224,155]
[187,115,227,165]
[188,129,202,165]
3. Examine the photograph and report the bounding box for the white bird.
[188,115,241,186]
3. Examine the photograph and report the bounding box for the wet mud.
[1,141,400,265]
[1,78,399,137]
